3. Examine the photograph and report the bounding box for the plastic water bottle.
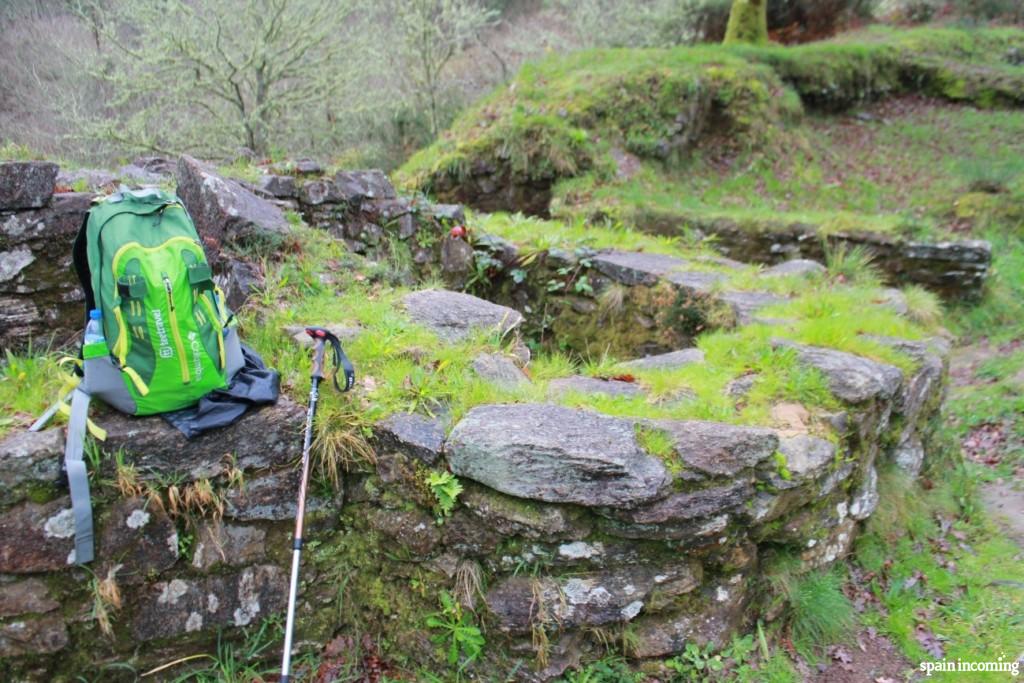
[83,309,107,359]
[84,309,105,344]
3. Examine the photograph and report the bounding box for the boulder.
[548,375,643,398]
[373,412,446,465]
[0,161,57,209]
[175,155,290,263]
[256,174,298,199]
[131,565,286,640]
[219,257,263,310]
[849,465,879,520]
[763,434,837,490]
[100,397,304,481]
[0,615,68,657]
[485,561,701,633]
[607,481,752,526]
[402,289,523,342]
[471,353,529,388]
[0,429,63,505]
[447,404,668,507]
[440,235,475,277]
[773,340,903,404]
[620,348,705,371]
[651,419,779,480]
[334,170,397,202]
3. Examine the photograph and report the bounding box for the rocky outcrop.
[175,155,290,262]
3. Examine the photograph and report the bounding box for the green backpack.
[73,187,243,414]
[53,187,244,564]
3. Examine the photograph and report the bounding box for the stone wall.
[0,277,949,681]
[0,162,94,348]
[0,159,476,350]
[647,212,992,301]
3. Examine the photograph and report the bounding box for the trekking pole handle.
[304,327,355,392]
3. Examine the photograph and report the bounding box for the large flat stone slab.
[620,348,705,371]
[446,404,668,508]
[100,398,304,481]
[773,340,904,404]
[548,375,644,398]
[592,251,689,286]
[402,289,523,342]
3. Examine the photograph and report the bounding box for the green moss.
[635,424,679,474]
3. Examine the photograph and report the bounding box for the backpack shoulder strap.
[64,388,95,565]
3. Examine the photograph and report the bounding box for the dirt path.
[948,340,1024,550]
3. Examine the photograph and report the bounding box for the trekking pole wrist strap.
[304,327,355,392]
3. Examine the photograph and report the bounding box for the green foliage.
[167,616,288,682]
[0,139,44,160]
[0,346,66,438]
[387,0,499,138]
[824,242,882,288]
[561,656,644,682]
[769,564,857,661]
[426,590,486,671]
[426,470,464,518]
[659,633,797,682]
[71,0,369,157]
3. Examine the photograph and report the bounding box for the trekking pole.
[280,327,354,683]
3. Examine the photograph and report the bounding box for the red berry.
[449,224,467,239]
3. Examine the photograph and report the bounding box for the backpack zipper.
[163,274,191,384]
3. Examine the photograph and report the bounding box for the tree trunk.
[723,0,769,45]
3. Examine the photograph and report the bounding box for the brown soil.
[801,630,918,683]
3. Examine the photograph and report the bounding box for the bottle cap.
[89,309,102,320]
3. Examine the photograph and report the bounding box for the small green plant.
[426,590,486,672]
[634,424,680,474]
[901,285,942,328]
[824,242,882,288]
[773,451,792,481]
[562,656,643,682]
[426,470,463,518]
[665,641,726,680]
[784,568,856,660]
[160,616,285,682]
